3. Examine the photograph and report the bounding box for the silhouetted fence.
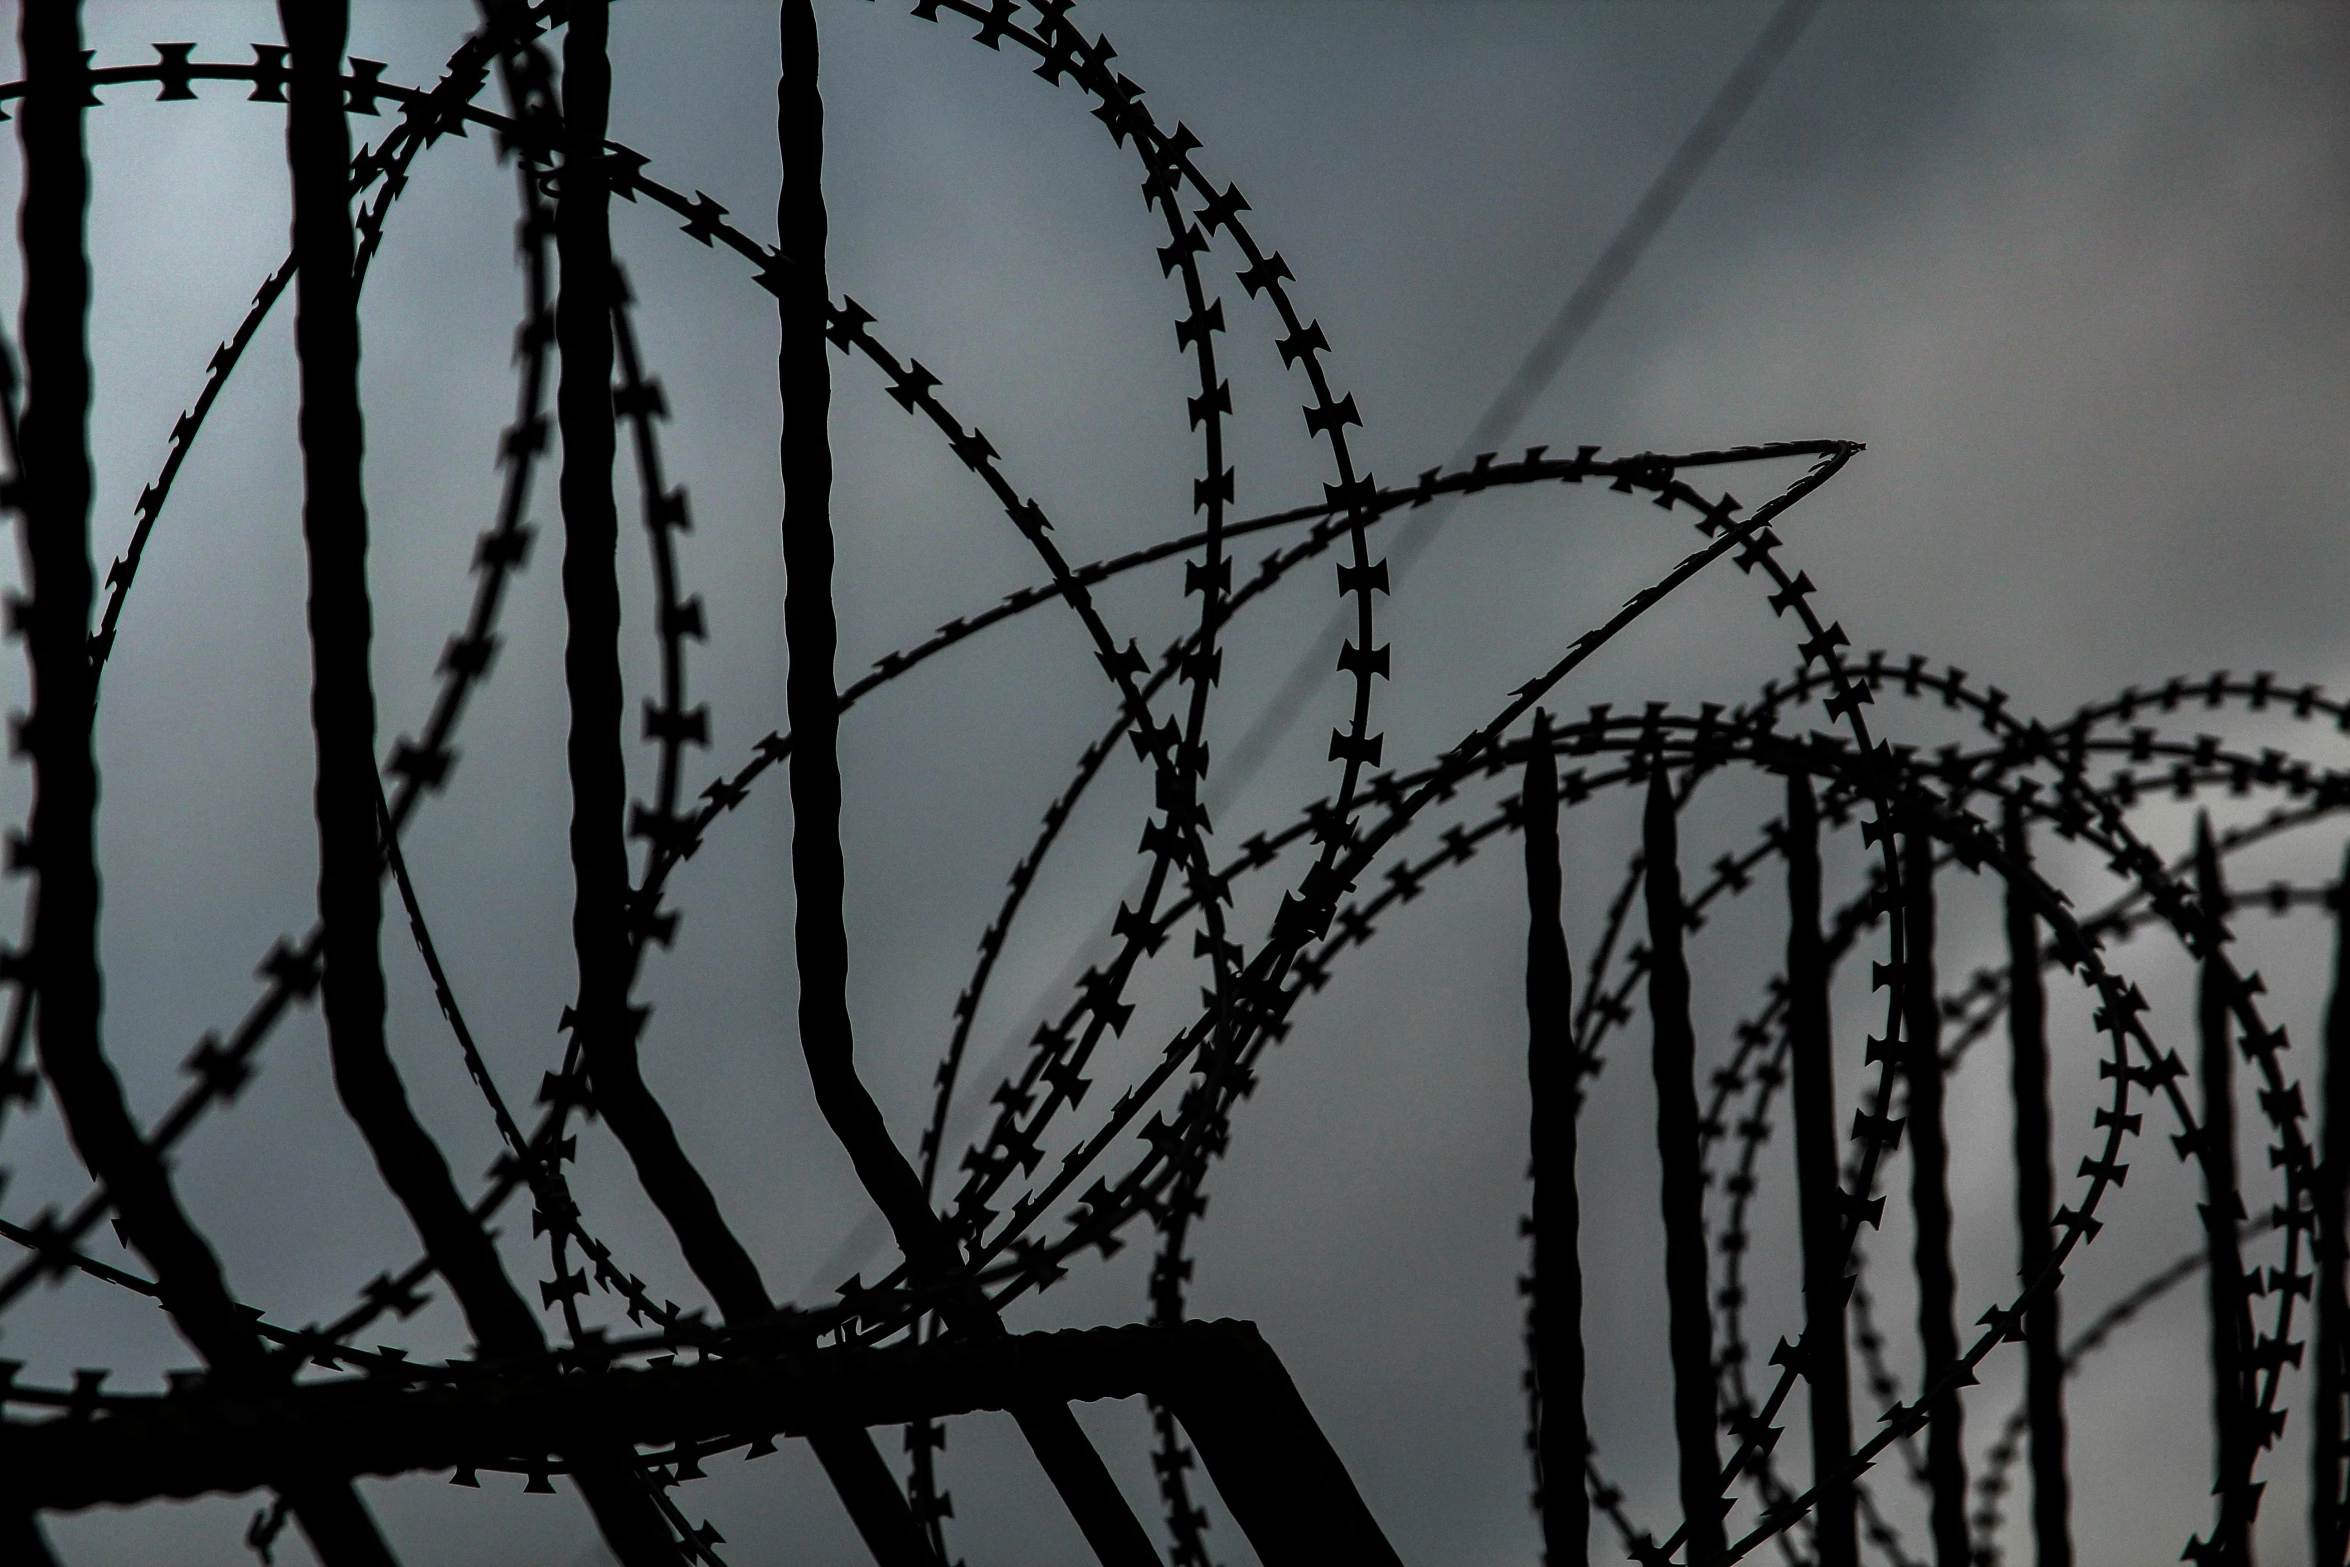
[0,4,2336,1566]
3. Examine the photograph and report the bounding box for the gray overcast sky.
[6,2,2349,1564]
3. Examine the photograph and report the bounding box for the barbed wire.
[0,5,2334,1566]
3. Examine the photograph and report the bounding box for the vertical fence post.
[1785,774,1855,1567]
[2194,818,2254,1562]
[774,7,1152,1563]
[544,22,929,1560]
[290,0,651,1556]
[1158,1320,1407,1567]
[16,2,396,1559]
[557,0,632,1172]
[769,5,958,1562]
[1643,763,1723,1563]
[1902,823,1967,1566]
[1524,716,1589,1566]
[544,0,784,1351]
[550,0,665,1257]
[285,0,398,1303]
[275,18,697,1555]
[2004,801,2071,1567]
[2321,843,2350,1567]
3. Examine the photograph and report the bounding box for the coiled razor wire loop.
[1235,719,2306,1561]
[852,453,1856,1326]
[491,648,2350,1541]
[1601,666,2348,1542]
[452,11,1315,1429]
[1543,662,2350,1558]
[1482,748,2273,1552]
[874,425,1879,1559]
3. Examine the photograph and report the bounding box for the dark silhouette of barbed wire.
[1095,648,2350,1559]
[1109,709,2284,1559]
[0,6,2341,1567]
[1558,661,2350,1561]
[1257,688,2338,1557]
